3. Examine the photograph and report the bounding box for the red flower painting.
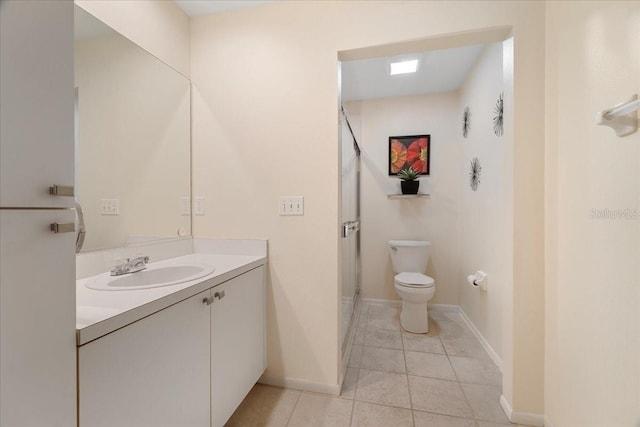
[388,135,430,176]
[390,139,408,173]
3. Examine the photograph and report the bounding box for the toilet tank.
[388,240,431,273]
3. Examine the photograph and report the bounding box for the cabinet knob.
[203,291,225,305]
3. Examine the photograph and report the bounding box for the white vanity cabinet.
[210,265,266,427]
[78,289,211,427]
[78,265,266,427]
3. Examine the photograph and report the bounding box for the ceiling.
[341,44,485,102]
[173,1,485,101]
[174,0,274,16]
[74,6,114,40]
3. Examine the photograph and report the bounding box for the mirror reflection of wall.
[74,6,191,252]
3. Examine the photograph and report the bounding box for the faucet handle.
[131,254,149,264]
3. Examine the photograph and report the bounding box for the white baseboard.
[360,297,401,306]
[453,305,503,372]
[544,415,556,427]
[259,374,341,396]
[500,395,545,427]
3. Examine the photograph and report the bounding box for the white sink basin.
[86,263,215,291]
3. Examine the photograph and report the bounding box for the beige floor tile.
[348,345,363,368]
[441,336,489,359]
[477,422,515,427]
[353,327,365,346]
[449,356,502,386]
[402,332,445,354]
[360,346,406,373]
[413,410,476,427]
[408,376,473,418]
[366,308,401,331]
[363,329,403,349]
[287,393,353,427]
[351,401,414,427]
[225,384,300,427]
[402,332,446,354]
[355,369,411,408]
[437,321,476,340]
[340,367,358,399]
[461,383,510,424]
[368,304,400,317]
[430,312,475,339]
[356,305,370,328]
[429,309,466,325]
[405,351,457,381]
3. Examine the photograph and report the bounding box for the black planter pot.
[401,180,420,194]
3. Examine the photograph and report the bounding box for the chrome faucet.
[110,256,149,276]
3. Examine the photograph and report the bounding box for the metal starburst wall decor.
[462,107,471,138]
[493,92,504,136]
[469,157,482,191]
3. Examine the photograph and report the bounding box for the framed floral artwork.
[388,134,430,176]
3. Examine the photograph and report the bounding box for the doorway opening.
[337,28,514,407]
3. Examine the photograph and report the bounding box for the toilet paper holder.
[467,270,488,290]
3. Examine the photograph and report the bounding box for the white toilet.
[389,240,435,333]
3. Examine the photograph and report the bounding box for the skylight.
[389,59,419,75]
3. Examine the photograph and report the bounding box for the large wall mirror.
[74,6,191,252]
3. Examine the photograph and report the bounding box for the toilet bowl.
[389,241,435,333]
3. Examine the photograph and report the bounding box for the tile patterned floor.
[226,303,517,427]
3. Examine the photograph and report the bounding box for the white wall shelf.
[387,193,430,199]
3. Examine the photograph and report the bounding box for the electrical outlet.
[194,197,205,216]
[279,196,304,216]
[181,197,191,216]
[100,199,119,215]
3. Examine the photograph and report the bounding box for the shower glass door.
[340,108,360,352]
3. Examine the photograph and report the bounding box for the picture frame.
[388,134,430,176]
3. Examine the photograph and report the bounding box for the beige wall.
[545,1,640,426]
[191,1,545,413]
[75,0,190,77]
[346,93,461,304]
[458,43,508,362]
[75,34,190,251]
[67,1,640,423]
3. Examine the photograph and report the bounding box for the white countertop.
[76,252,266,345]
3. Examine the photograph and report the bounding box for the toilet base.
[400,301,429,334]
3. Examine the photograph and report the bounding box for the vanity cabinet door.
[210,266,266,427]
[78,291,211,427]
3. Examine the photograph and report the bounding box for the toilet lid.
[395,273,435,288]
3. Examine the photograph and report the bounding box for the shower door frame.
[340,105,362,356]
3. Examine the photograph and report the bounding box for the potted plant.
[398,166,420,194]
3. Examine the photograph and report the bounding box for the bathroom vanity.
[76,241,267,427]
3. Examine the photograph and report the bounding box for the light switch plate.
[100,199,119,215]
[181,197,191,216]
[279,196,304,215]
[194,197,205,216]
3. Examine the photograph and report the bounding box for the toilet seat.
[394,272,435,288]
